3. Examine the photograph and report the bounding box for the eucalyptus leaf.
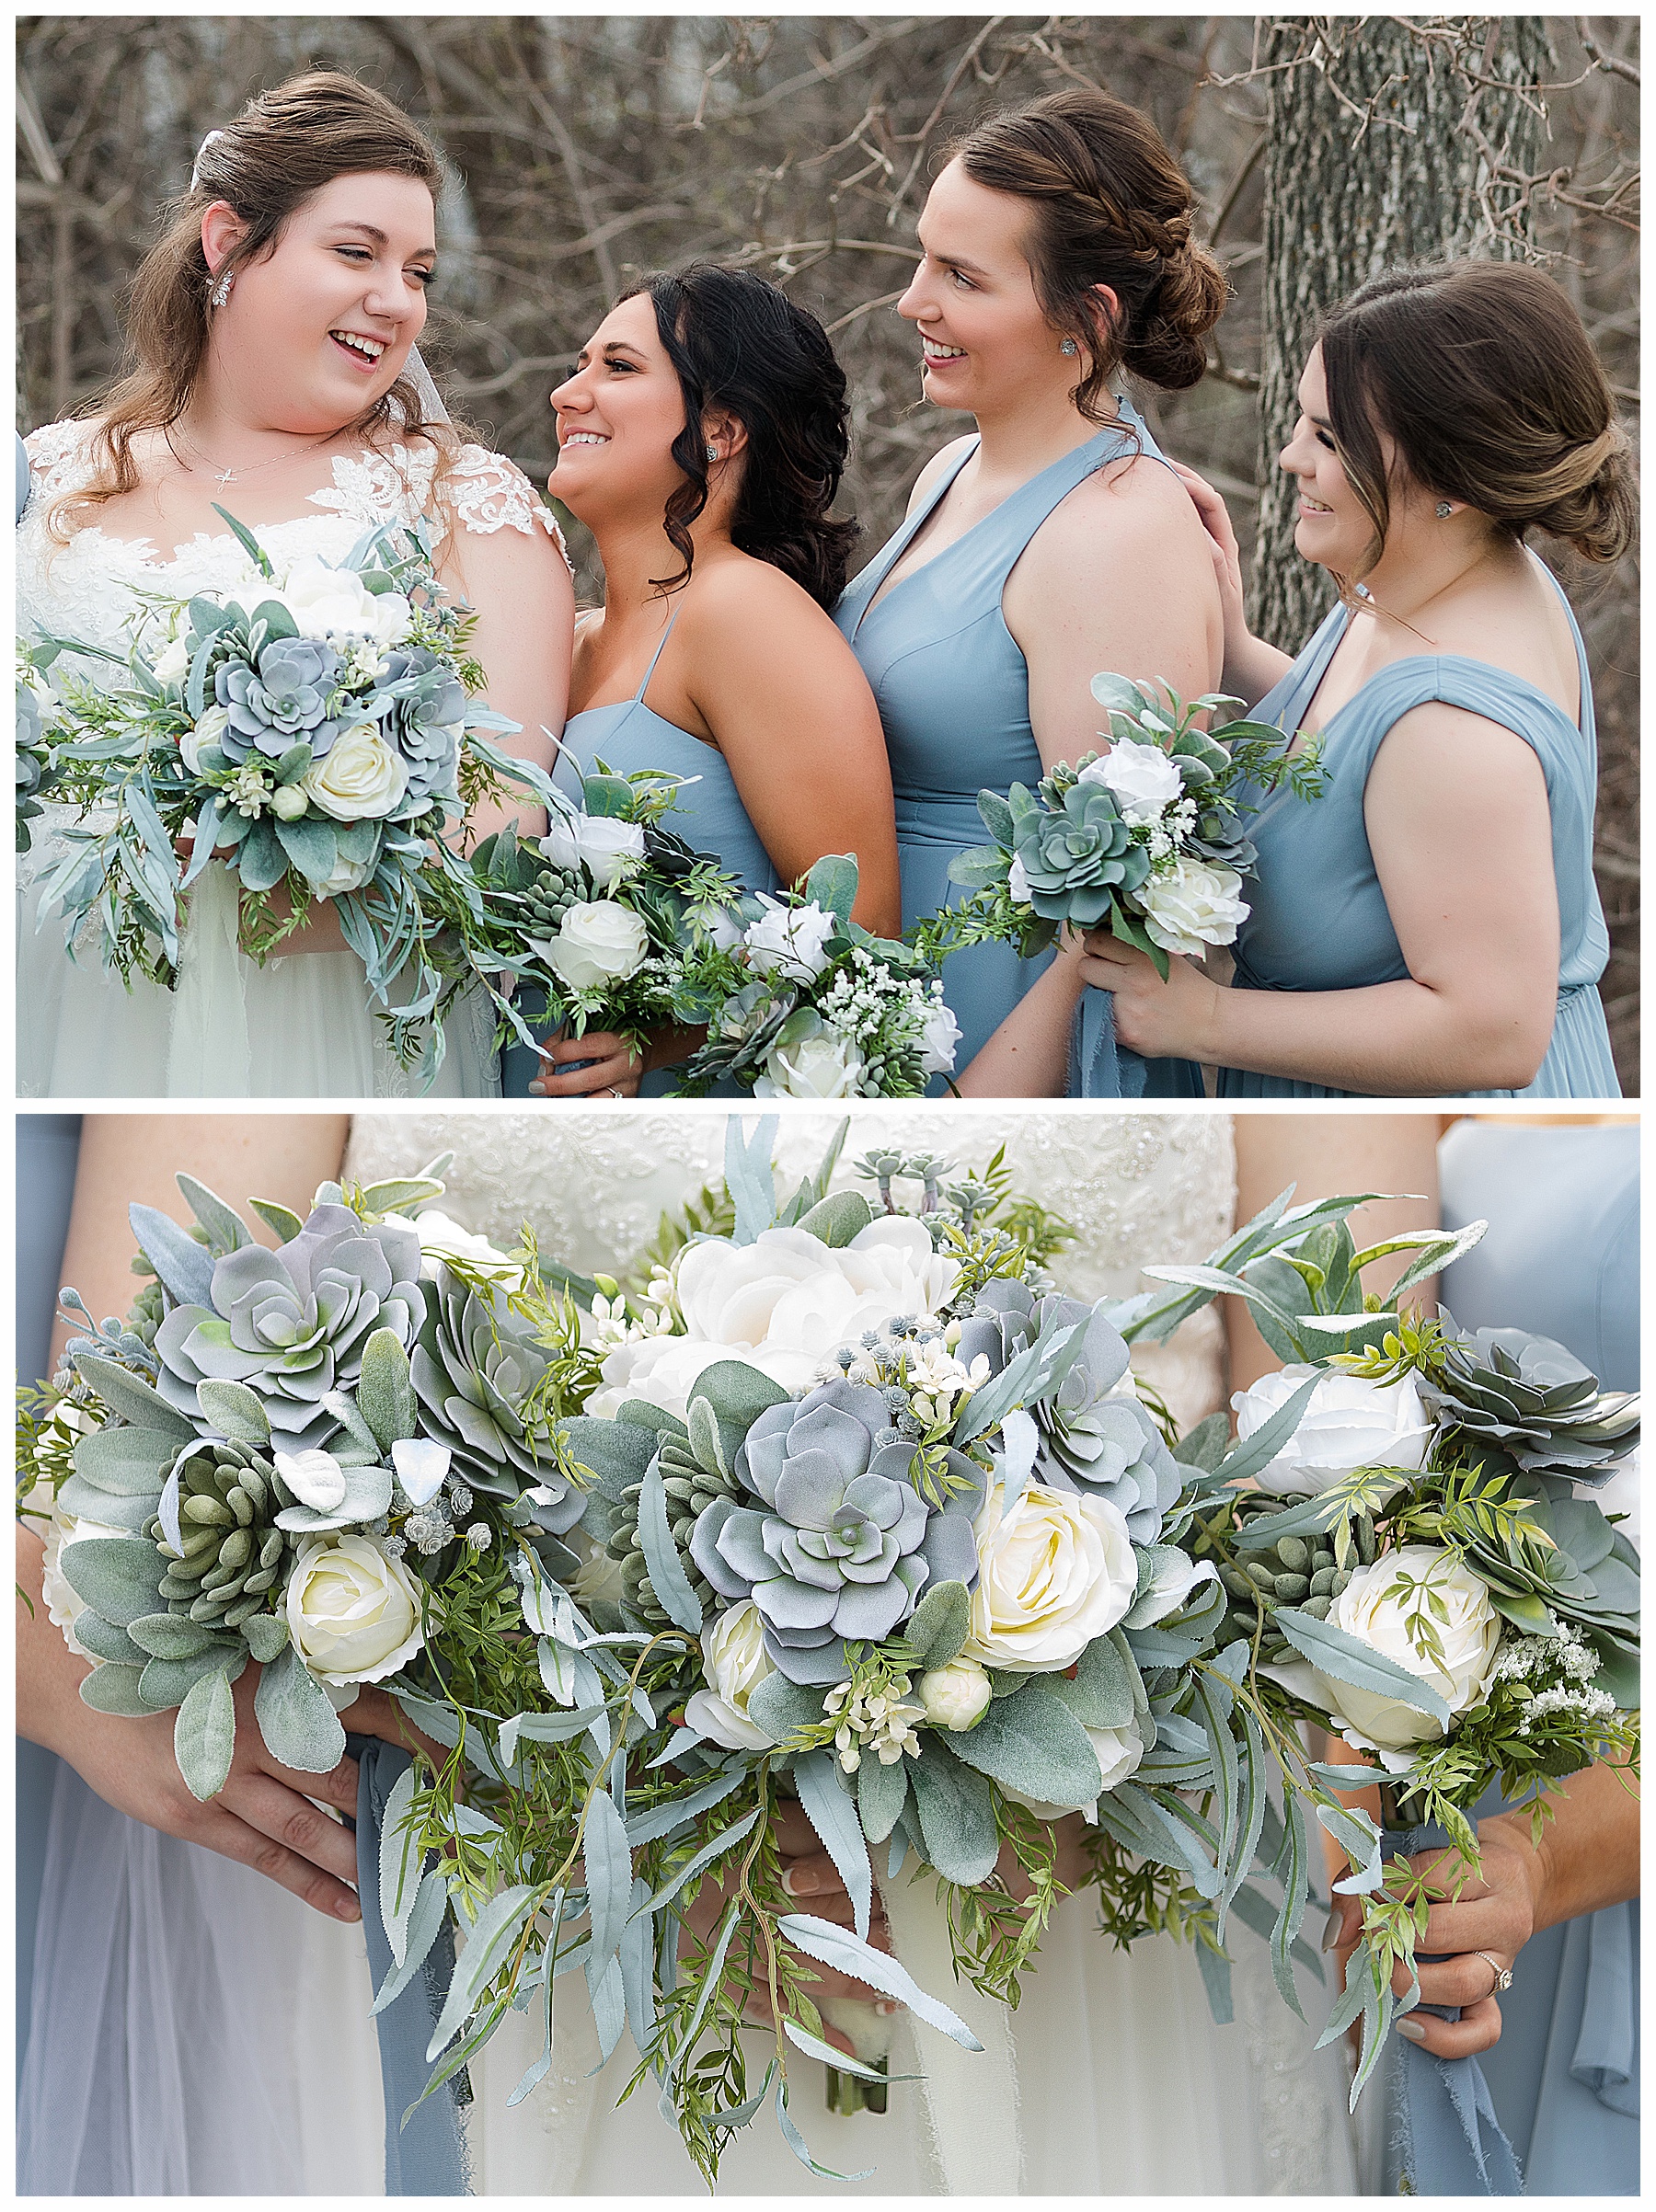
[778,1914,983,2048]
[1271,1608,1452,1725]
[425,1885,537,2061]
[370,1867,449,2017]
[795,1748,873,1939]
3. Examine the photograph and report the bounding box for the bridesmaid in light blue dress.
[511,265,901,1100]
[835,88,1228,1096]
[1079,260,1631,1100]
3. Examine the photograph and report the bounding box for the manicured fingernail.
[875,2000,900,2017]
[781,1865,816,1897]
[1321,1906,1345,1953]
[1396,2017,1427,2043]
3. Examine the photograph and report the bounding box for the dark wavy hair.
[624,264,859,607]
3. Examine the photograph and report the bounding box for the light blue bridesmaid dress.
[1367,1118,1639,2196]
[834,396,1201,1097]
[500,609,779,1097]
[1216,566,1619,1099]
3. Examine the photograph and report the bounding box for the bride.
[17,71,574,1098]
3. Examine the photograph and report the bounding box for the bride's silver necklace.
[168,424,339,489]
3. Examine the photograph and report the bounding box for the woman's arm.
[440,507,575,843]
[682,562,901,936]
[952,935,1087,1096]
[1006,460,1224,770]
[1084,706,1560,1094]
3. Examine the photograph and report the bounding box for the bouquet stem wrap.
[880,1875,1022,2195]
[1376,1819,1520,2197]
[351,1736,470,2198]
[1069,984,1146,1101]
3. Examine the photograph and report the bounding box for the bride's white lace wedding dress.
[17,1108,1359,2195]
[16,422,563,1097]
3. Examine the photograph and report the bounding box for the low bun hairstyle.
[950,87,1228,418]
[1319,260,1637,569]
[54,71,454,538]
[628,264,859,609]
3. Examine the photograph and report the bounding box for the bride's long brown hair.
[51,71,467,539]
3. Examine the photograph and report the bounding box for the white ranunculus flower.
[962,1484,1139,1673]
[756,1029,864,1099]
[301,721,408,821]
[285,1532,425,1686]
[917,1654,993,1732]
[1313,1545,1501,1751]
[1138,857,1249,957]
[588,1217,960,1419]
[742,896,838,982]
[1077,737,1184,823]
[685,1599,781,1751]
[277,555,412,648]
[543,901,650,991]
[151,633,190,688]
[180,703,230,774]
[1233,1366,1433,1496]
[539,808,647,892]
[915,998,961,1078]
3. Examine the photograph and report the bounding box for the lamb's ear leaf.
[128,1203,217,1310]
[175,1665,238,1801]
[70,1353,197,1440]
[174,1175,252,1257]
[195,1378,270,1446]
[254,1645,347,1773]
[249,1198,305,1243]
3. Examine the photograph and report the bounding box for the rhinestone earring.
[705,441,719,462]
[1435,500,1454,519]
[1060,338,1079,357]
[209,269,233,309]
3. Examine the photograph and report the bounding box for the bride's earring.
[705,441,719,462]
[1435,500,1454,519]
[209,269,234,309]
[1060,338,1079,357]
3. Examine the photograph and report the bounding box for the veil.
[402,345,453,429]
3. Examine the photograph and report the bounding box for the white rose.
[285,1532,425,1687]
[29,1454,127,1660]
[962,1484,1139,1673]
[151,633,190,688]
[756,1029,865,1099]
[316,847,377,900]
[589,1217,960,1419]
[385,1208,527,1292]
[270,784,308,821]
[542,900,650,991]
[1077,737,1184,823]
[742,896,838,982]
[539,808,647,892]
[1138,857,1249,957]
[684,1599,781,1750]
[180,703,230,774]
[1234,1366,1433,1496]
[1007,853,1032,905]
[914,998,961,1078]
[277,555,412,648]
[1314,1545,1501,1751]
[917,1654,993,1732]
[300,722,408,821]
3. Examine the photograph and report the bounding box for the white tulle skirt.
[17,852,499,1098]
[19,1763,1357,2197]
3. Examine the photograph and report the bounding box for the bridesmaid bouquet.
[22,507,546,1071]
[672,854,960,1097]
[430,763,744,1067]
[21,1130,1639,2183]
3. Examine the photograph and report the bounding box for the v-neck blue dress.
[501,612,778,1097]
[1216,566,1619,1098]
[834,397,1201,1096]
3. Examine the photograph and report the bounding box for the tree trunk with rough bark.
[1250,16,1554,650]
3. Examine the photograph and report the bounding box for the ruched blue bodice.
[503,613,778,1097]
[1217,566,1619,1099]
[834,397,1198,1095]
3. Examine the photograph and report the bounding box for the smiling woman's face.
[209,171,435,433]
[1278,343,1393,576]
[546,293,691,522]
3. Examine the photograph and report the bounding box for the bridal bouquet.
[21,1133,1639,2183]
[672,854,960,1097]
[932,674,1322,969]
[432,764,744,1064]
[17,640,63,854]
[23,507,548,1070]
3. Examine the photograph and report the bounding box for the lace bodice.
[343,1108,1236,1427]
[19,418,569,662]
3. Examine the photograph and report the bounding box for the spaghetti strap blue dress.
[501,611,779,1097]
[834,396,1201,1096]
[1216,565,1619,1099]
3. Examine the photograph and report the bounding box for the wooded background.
[17,16,1640,1085]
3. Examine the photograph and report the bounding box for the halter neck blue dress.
[834,396,1201,1097]
[1216,566,1619,1098]
[500,610,778,1098]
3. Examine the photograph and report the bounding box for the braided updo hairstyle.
[949,87,1228,420]
[1319,260,1636,569]
[627,263,859,609]
[52,71,456,538]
